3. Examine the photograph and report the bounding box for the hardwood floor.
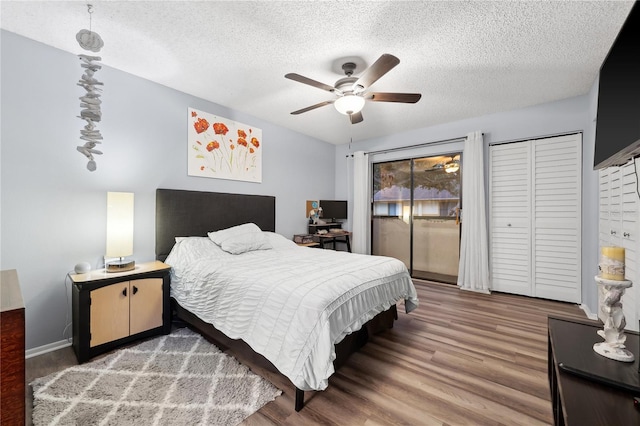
[26,281,586,425]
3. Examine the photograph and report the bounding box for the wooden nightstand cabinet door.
[90,283,130,347]
[129,278,163,336]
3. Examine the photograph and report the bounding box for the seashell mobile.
[76,4,104,172]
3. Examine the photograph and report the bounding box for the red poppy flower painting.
[213,122,229,135]
[188,107,262,182]
[193,118,209,134]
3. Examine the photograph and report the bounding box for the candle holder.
[593,276,634,362]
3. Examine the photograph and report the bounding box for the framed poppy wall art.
[188,107,262,183]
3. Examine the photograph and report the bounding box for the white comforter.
[166,233,418,391]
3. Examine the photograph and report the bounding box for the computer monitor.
[319,200,347,222]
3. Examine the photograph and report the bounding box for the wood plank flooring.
[241,281,585,425]
[26,281,586,425]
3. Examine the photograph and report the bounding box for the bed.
[155,188,418,410]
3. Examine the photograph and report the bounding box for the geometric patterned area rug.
[31,328,282,425]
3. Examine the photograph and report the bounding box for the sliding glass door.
[372,154,461,283]
[372,159,412,268]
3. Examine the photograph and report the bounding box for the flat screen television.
[593,1,640,170]
[319,200,347,222]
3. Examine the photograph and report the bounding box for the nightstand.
[70,260,171,363]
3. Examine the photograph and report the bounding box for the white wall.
[0,31,336,350]
[336,93,600,314]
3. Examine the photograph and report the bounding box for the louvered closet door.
[607,167,624,247]
[532,134,581,303]
[490,142,532,295]
[620,161,638,330]
[599,168,614,247]
[490,134,582,302]
[598,167,623,321]
[599,161,640,332]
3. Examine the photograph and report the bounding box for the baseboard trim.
[579,303,598,320]
[26,339,72,359]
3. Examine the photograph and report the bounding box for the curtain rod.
[345,135,469,158]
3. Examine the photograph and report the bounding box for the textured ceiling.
[0,1,635,145]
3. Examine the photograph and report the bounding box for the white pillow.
[165,236,230,269]
[263,231,298,250]
[208,223,271,254]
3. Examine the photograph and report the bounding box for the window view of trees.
[373,155,461,218]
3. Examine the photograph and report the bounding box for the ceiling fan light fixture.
[334,94,365,115]
[444,162,460,173]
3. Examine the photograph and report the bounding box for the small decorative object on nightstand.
[74,261,91,274]
[70,260,171,363]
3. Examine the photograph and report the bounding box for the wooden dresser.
[548,316,639,425]
[1,269,25,425]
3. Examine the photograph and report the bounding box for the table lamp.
[105,191,135,272]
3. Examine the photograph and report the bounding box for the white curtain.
[352,151,369,254]
[457,131,490,293]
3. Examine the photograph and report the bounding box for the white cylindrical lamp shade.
[106,192,134,258]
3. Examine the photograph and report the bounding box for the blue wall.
[1,31,336,350]
[2,28,603,352]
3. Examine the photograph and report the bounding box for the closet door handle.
[122,287,127,297]
[611,230,617,235]
[132,285,138,295]
[624,232,630,237]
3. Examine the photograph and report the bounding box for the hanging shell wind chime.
[76,4,104,171]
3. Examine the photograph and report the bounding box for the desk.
[308,222,342,233]
[548,316,639,426]
[296,241,320,248]
[315,231,352,252]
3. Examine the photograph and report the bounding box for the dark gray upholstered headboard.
[155,189,276,261]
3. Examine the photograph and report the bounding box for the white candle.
[599,246,625,280]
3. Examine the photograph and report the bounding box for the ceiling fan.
[427,155,460,174]
[285,54,421,124]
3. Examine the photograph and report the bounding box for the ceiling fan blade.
[367,92,422,103]
[290,100,334,115]
[353,54,400,91]
[350,111,363,124]
[285,73,336,93]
